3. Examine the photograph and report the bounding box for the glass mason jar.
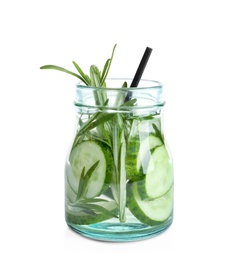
[65,78,173,241]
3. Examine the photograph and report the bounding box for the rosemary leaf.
[81,203,118,218]
[72,61,91,85]
[73,112,101,142]
[123,98,137,107]
[84,130,111,147]
[128,119,138,141]
[40,65,85,81]
[100,44,117,85]
[73,99,111,143]
[101,58,110,84]
[90,65,107,106]
[119,129,126,222]
[88,113,116,131]
[152,123,164,143]
[80,198,109,203]
[76,167,86,200]
[67,204,97,215]
[73,132,85,147]
[90,65,101,87]
[110,118,119,205]
[122,81,127,88]
[80,160,100,198]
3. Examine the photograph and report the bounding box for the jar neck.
[74,78,165,115]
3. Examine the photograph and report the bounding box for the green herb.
[40,64,86,82]
[69,201,118,219]
[41,45,136,223]
[78,203,118,218]
[72,61,91,85]
[40,44,117,88]
[119,129,127,222]
[76,161,100,200]
[152,123,164,143]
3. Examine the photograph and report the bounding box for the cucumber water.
[63,88,173,241]
[65,118,173,229]
[42,45,173,241]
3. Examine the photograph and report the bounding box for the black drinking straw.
[125,47,153,102]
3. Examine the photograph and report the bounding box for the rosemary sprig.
[40,44,117,88]
[41,44,136,223]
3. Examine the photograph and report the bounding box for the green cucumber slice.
[125,137,141,181]
[67,140,112,199]
[127,183,173,225]
[126,135,163,181]
[145,145,173,198]
[137,135,163,172]
[65,175,77,203]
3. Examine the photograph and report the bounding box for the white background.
[0,0,239,259]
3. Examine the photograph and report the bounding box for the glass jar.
[65,78,173,241]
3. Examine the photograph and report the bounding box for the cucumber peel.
[127,182,173,226]
[125,134,163,181]
[125,137,142,181]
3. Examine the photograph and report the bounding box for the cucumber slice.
[127,183,173,225]
[125,137,141,181]
[65,176,77,203]
[65,162,77,203]
[145,145,173,198]
[67,140,112,199]
[137,135,163,172]
[126,135,163,181]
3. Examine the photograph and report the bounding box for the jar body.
[65,79,173,241]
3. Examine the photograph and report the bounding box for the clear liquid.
[65,114,173,241]
[68,216,173,241]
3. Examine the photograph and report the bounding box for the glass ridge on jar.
[65,78,174,241]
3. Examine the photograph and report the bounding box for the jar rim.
[76,78,163,91]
